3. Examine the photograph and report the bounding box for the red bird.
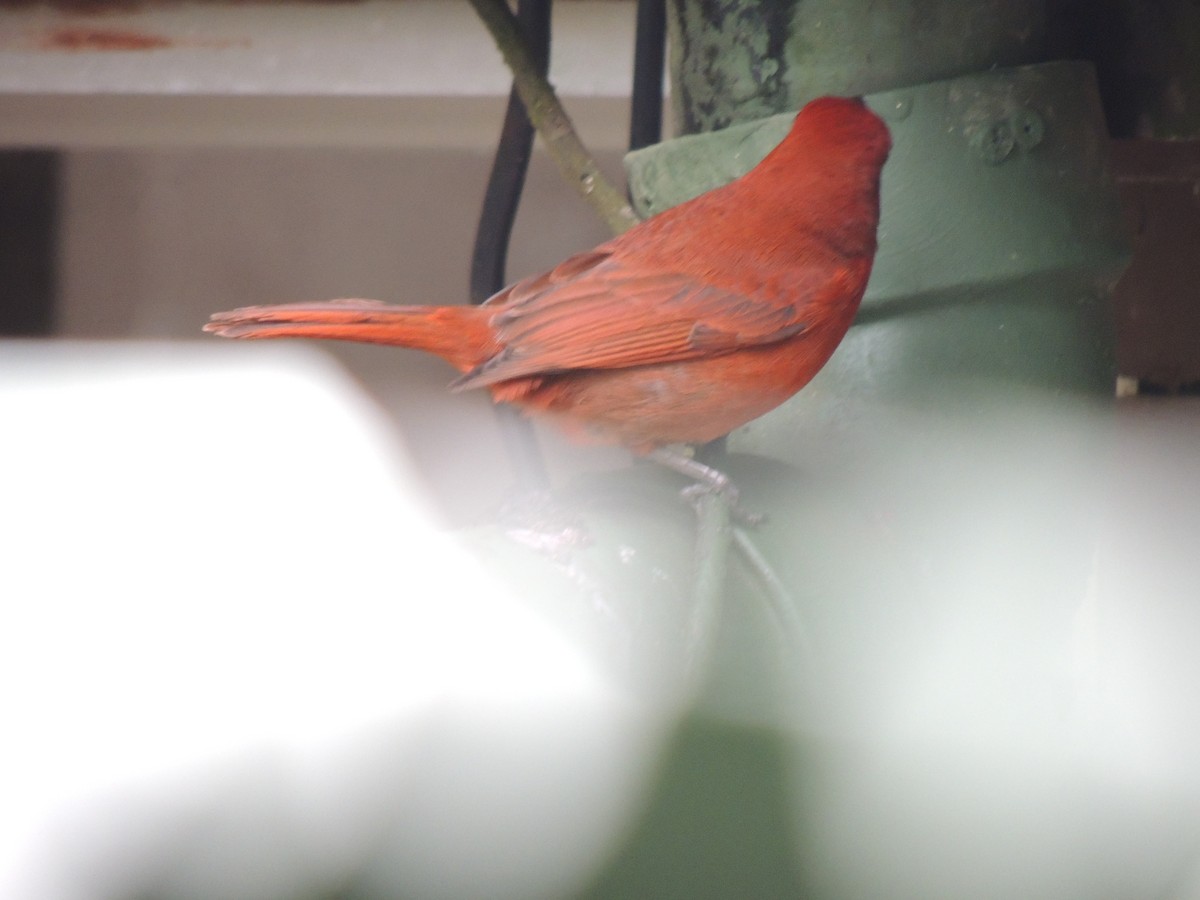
[206,97,890,459]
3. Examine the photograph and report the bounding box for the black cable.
[469,0,552,492]
[629,0,667,151]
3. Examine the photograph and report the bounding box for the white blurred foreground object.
[0,342,659,900]
[3,342,1200,899]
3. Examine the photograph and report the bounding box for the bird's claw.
[643,445,766,526]
[680,481,766,527]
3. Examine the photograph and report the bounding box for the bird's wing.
[454,248,853,390]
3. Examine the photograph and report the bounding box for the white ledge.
[0,0,639,148]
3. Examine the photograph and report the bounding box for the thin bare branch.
[468,0,640,236]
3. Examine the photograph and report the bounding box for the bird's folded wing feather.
[456,249,849,389]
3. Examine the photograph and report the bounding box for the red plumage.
[205,96,891,452]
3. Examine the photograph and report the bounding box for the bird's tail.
[204,299,495,373]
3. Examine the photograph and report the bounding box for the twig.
[733,526,812,669]
[684,490,732,685]
[467,0,640,236]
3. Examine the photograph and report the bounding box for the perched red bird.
[206,96,890,459]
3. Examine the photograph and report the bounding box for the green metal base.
[440,61,1134,900]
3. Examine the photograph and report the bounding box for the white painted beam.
[0,1,639,148]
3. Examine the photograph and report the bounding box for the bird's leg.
[647,447,809,672]
[645,444,733,493]
[643,445,764,526]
